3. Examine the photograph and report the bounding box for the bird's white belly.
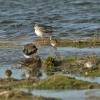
[51,43,56,47]
[84,62,93,68]
[35,29,43,37]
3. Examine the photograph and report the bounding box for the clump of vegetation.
[44,56,61,75]
[80,67,100,77]
[44,56,55,67]
[60,55,100,76]
[63,56,77,63]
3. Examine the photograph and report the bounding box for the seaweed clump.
[44,56,61,75]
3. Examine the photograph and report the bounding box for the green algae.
[0,75,100,90]
[43,56,61,75]
[0,41,22,48]
[33,74,100,90]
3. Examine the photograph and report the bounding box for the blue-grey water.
[19,89,100,100]
[0,0,100,100]
[0,0,100,40]
[31,89,100,100]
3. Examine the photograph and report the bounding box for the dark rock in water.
[23,43,38,56]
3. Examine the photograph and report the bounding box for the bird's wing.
[38,26,52,33]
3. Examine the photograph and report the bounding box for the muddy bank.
[0,79,59,100]
[0,37,100,48]
[0,74,100,90]
[0,90,59,100]
[32,74,100,90]
[0,41,22,48]
[33,37,100,47]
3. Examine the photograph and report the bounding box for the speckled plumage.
[23,43,37,56]
[22,43,42,78]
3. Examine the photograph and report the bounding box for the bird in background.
[50,36,61,59]
[34,23,53,44]
[50,36,57,49]
[34,23,60,58]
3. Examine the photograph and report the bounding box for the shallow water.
[21,89,100,100]
[63,74,100,84]
[39,46,100,57]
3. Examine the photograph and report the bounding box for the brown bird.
[22,55,42,79]
[5,69,12,79]
[22,43,42,79]
[34,23,52,38]
[23,43,38,58]
[50,36,57,48]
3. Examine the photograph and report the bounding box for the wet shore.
[0,37,100,100]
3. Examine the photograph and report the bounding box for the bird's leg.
[41,37,44,44]
[42,37,46,45]
[53,47,61,60]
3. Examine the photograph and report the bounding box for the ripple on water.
[0,0,100,39]
[0,48,22,65]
